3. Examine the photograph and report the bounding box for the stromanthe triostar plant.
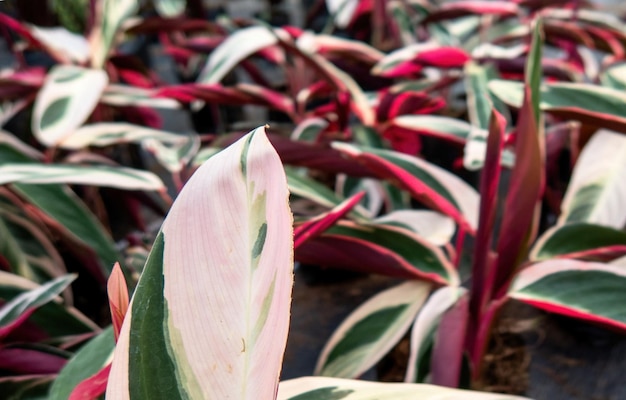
[100,126,527,400]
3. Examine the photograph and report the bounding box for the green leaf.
[49,326,114,400]
[510,260,626,331]
[12,184,121,278]
[0,274,76,331]
[531,223,626,261]
[316,281,431,379]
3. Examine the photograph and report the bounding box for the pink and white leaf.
[106,126,293,399]
[375,210,455,246]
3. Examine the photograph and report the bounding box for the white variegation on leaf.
[32,65,108,147]
[278,377,529,399]
[316,281,431,379]
[153,0,186,17]
[29,26,91,64]
[0,164,164,191]
[559,130,626,228]
[106,126,293,399]
[141,133,201,173]
[90,0,139,68]
[197,26,288,84]
[58,123,188,149]
[326,0,359,28]
[101,85,180,109]
[374,210,455,246]
[405,286,465,383]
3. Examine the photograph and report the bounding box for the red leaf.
[424,1,519,24]
[294,192,366,248]
[493,85,544,291]
[431,294,469,387]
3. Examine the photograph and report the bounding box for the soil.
[282,267,626,400]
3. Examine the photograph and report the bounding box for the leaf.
[49,327,115,400]
[141,134,201,173]
[153,0,186,17]
[493,84,544,292]
[601,62,626,90]
[11,184,121,280]
[422,1,519,24]
[29,26,90,64]
[315,281,432,378]
[294,192,366,248]
[489,80,626,133]
[278,377,529,399]
[295,221,457,283]
[197,26,286,84]
[463,62,509,170]
[331,143,479,232]
[510,260,626,331]
[58,123,188,150]
[559,130,626,228]
[0,275,76,338]
[0,164,164,191]
[106,127,294,399]
[0,270,98,338]
[90,0,139,68]
[390,115,472,144]
[326,0,359,28]
[374,210,455,246]
[0,375,54,400]
[405,287,465,383]
[531,223,626,261]
[32,65,108,147]
[107,263,129,341]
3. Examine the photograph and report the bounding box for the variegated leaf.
[29,26,90,64]
[315,281,431,378]
[32,65,108,147]
[278,377,529,399]
[197,26,287,84]
[90,0,139,68]
[326,0,359,28]
[405,287,465,383]
[510,260,626,331]
[106,126,293,399]
[374,210,455,246]
[153,0,186,17]
[559,130,626,228]
[58,123,188,150]
[0,164,164,191]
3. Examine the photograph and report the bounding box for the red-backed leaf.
[0,347,67,374]
[493,85,544,292]
[424,1,519,24]
[331,143,478,233]
[294,191,366,248]
[295,221,457,284]
[510,260,626,332]
[430,293,469,387]
[469,110,506,320]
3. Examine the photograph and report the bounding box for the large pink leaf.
[106,126,293,399]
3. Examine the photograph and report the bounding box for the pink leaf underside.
[430,293,469,387]
[294,191,366,248]
[331,145,476,233]
[0,347,66,374]
[424,1,519,24]
[107,263,129,342]
[295,221,454,284]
